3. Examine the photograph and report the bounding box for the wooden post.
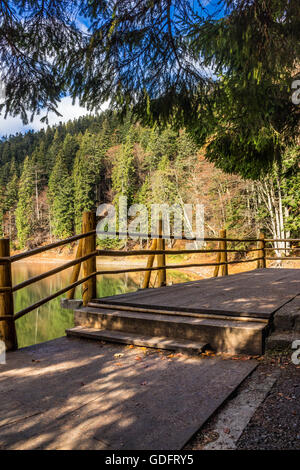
[142,238,157,289]
[157,219,167,287]
[81,212,97,306]
[0,239,17,351]
[213,250,221,277]
[257,232,266,269]
[220,229,228,276]
[67,239,83,300]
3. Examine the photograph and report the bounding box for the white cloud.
[0,96,108,137]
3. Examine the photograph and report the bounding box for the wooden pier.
[0,211,299,449]
[67,268,300,355]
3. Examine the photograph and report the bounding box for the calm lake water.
[12,261,194,348]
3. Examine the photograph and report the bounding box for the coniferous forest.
[0,111,299,253]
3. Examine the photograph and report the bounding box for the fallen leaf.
[114,353,124,358]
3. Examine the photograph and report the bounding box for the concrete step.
[73,306,267,355]
[266,330,300,351]
[66,327,209,355]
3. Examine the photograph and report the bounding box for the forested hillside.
[0,111,299,252]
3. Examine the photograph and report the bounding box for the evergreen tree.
[111,132,136,204]
[15,156,35,248]
[60,134,79,173]
[48,154,74,238]
[5,158,19,211]
[73,131,106,231]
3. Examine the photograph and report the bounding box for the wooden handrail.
[14,271,97,321]
[265,238,300,243]
[97,230,260,243]
[12,251,98,293]
[97,248,260,256]
[93,257,264,276]
[10,230,96,263]
[265,247,300,251]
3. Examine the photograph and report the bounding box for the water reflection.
[12,262,194,348]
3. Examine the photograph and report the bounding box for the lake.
[12,261,194,348]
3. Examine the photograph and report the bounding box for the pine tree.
[111,132,136,203]
[60,134,79,172]
[48,154,74,238]
[73,131,106,232]
[15,156,35,248]
[5,158,19,211]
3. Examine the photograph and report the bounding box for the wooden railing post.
[157,219,167,287]
[142,238,157,289]
[0,239,17,351]
[66,239,83,300]
[257,232,266,269]
[213,249,221,277]
[81,212,97,306]
[220,229,228,276]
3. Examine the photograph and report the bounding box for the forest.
[0,111,299,255]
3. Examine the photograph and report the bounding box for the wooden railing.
[0,210,299,351]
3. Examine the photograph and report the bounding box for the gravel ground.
[186,350,300,450]
[237,352,300,450]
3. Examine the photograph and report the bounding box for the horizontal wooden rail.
[11,251,98,293]
[97,248,259,257]
[265,247,300,251]
[10,230,96,263]
[265,238,300,243]
[14,271,97,321]
[266,257,300,261]
[94,257,263,276]
[97,230,260,243]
